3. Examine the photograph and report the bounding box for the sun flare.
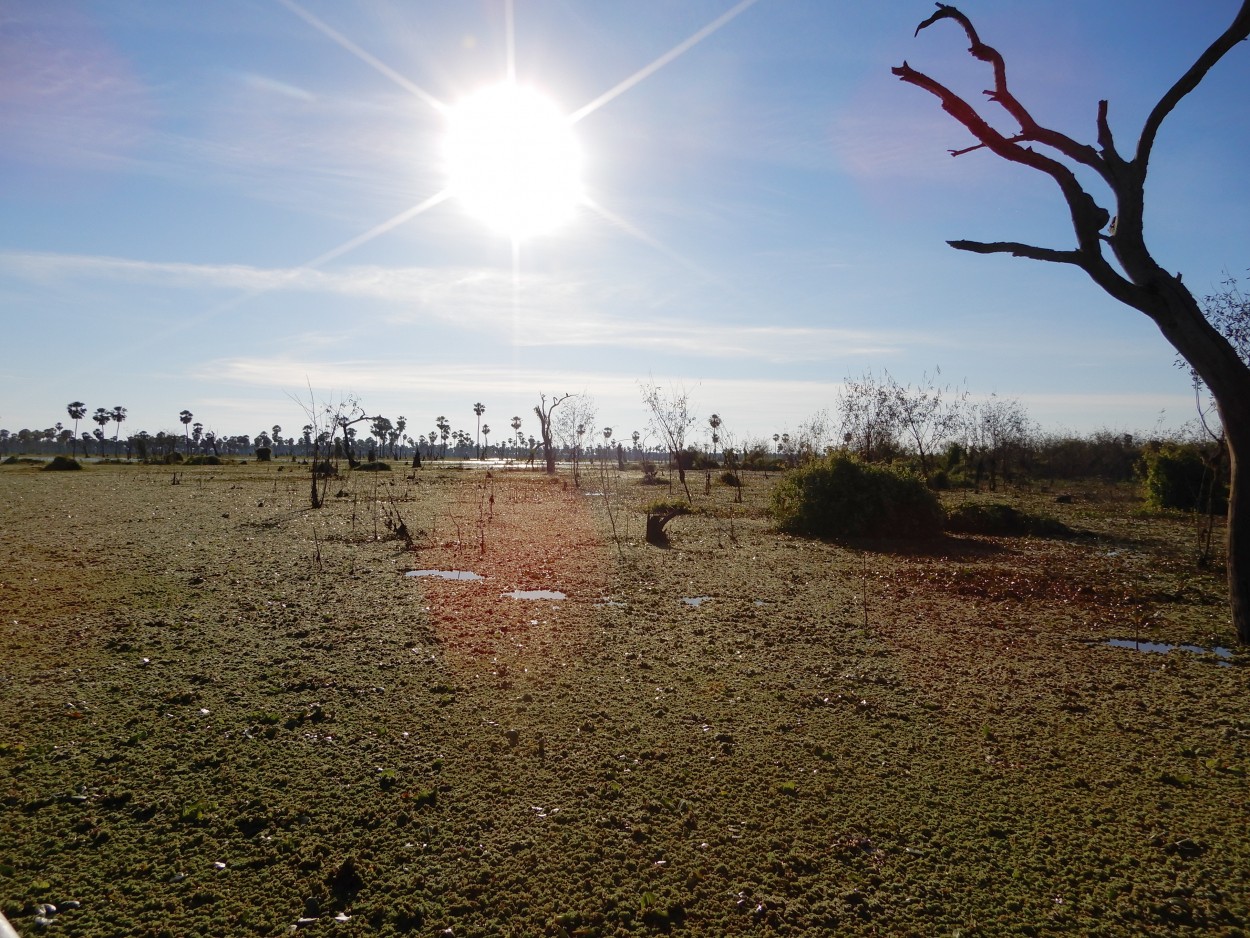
[443,82,584,240]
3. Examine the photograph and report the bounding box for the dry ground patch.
[1,462,1247,936]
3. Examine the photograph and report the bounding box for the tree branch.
[1137,1,1250,171]
[911,3,1108,179]
[948,240,1083,265]
[893,61,1110,244]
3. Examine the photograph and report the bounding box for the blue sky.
[2,1,1247,448]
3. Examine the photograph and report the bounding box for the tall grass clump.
[769,454,943,539]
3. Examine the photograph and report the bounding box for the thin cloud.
[1,250,914,363]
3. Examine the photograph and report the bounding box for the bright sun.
[443,82,584,240]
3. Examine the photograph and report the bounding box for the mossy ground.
[1,463,1247,936]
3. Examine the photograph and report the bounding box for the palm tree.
[510,415,522,458]
[192,422,204,454]
[180,410,193,452]
[394,416,407,459]
[92,408,110,453]
[773,433,781,454]
[436,416,450,457]
[482,423,491,455]
[473,402,486,459]
[110,406,127,456]
[66,402,86,457]
[631,430,641,455]
[708,413,722,460]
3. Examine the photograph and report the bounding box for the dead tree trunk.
[534,393,570,476]
[893,2,1250,642]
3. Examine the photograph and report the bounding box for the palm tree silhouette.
[510,416,522,458]
[192,422,204,454]
[473,402,486,459]
[111,406,127,456]
[708,413,722,460]
[436,416,450,457]
[92,408,110,454]
[482,423,491,455]
[66,402,86,457]
[180,410,194,453]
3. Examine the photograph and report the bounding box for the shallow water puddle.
[502,589,566,600]
[682,596,712,607]
[405,569,484,581]
[1106,638,1233,663]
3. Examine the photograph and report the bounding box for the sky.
[2,0,1248,450]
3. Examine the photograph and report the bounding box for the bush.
[945,503,1072,537]
[184,455,222,466]
[1140,444,1226,512]
[927,469,950,491]
[165,451,184,464]
[255,446,273,462]
[769,455,943,540]
[43,455,82,471]
[718,470,741,487]
[355,461,392,472]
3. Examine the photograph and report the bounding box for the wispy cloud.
[0,250,914,362]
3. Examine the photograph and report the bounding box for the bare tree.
[890,370,965,480]
[965,395,1032,492]
[837,372,899,463]
[533,393,571,475]
[640,379,697,502]
[894,3,1250,641]
[555,393,596,485]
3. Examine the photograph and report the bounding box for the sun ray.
[567,0,761,124]
[303,191,450,268]
[583,197,725,286]
[132,193,451,351]
[274,0,447,113]
[505,0,517,83]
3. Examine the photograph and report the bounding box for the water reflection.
[405,570,484,581]
[1106,638,1233,662]
[503,590,566,600]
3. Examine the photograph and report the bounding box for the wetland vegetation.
[2,457,1247,936]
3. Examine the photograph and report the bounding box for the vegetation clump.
[945,502,1073,538]
[184,455,222,466]
[42,455,82,471]
[355,461,392,472]
[769,454,943,539]
[1139,444,1227,512]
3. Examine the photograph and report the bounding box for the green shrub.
[769,455,943,539]
[254,446,273,462]
[165,451,184,464]
[1140,444,1226,512]
[927,469,950,490]
[718,470,741,487]
[355,461,391,472]
[184,455,222,466]
[945,502,1072,537]
[43,455,82,471]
